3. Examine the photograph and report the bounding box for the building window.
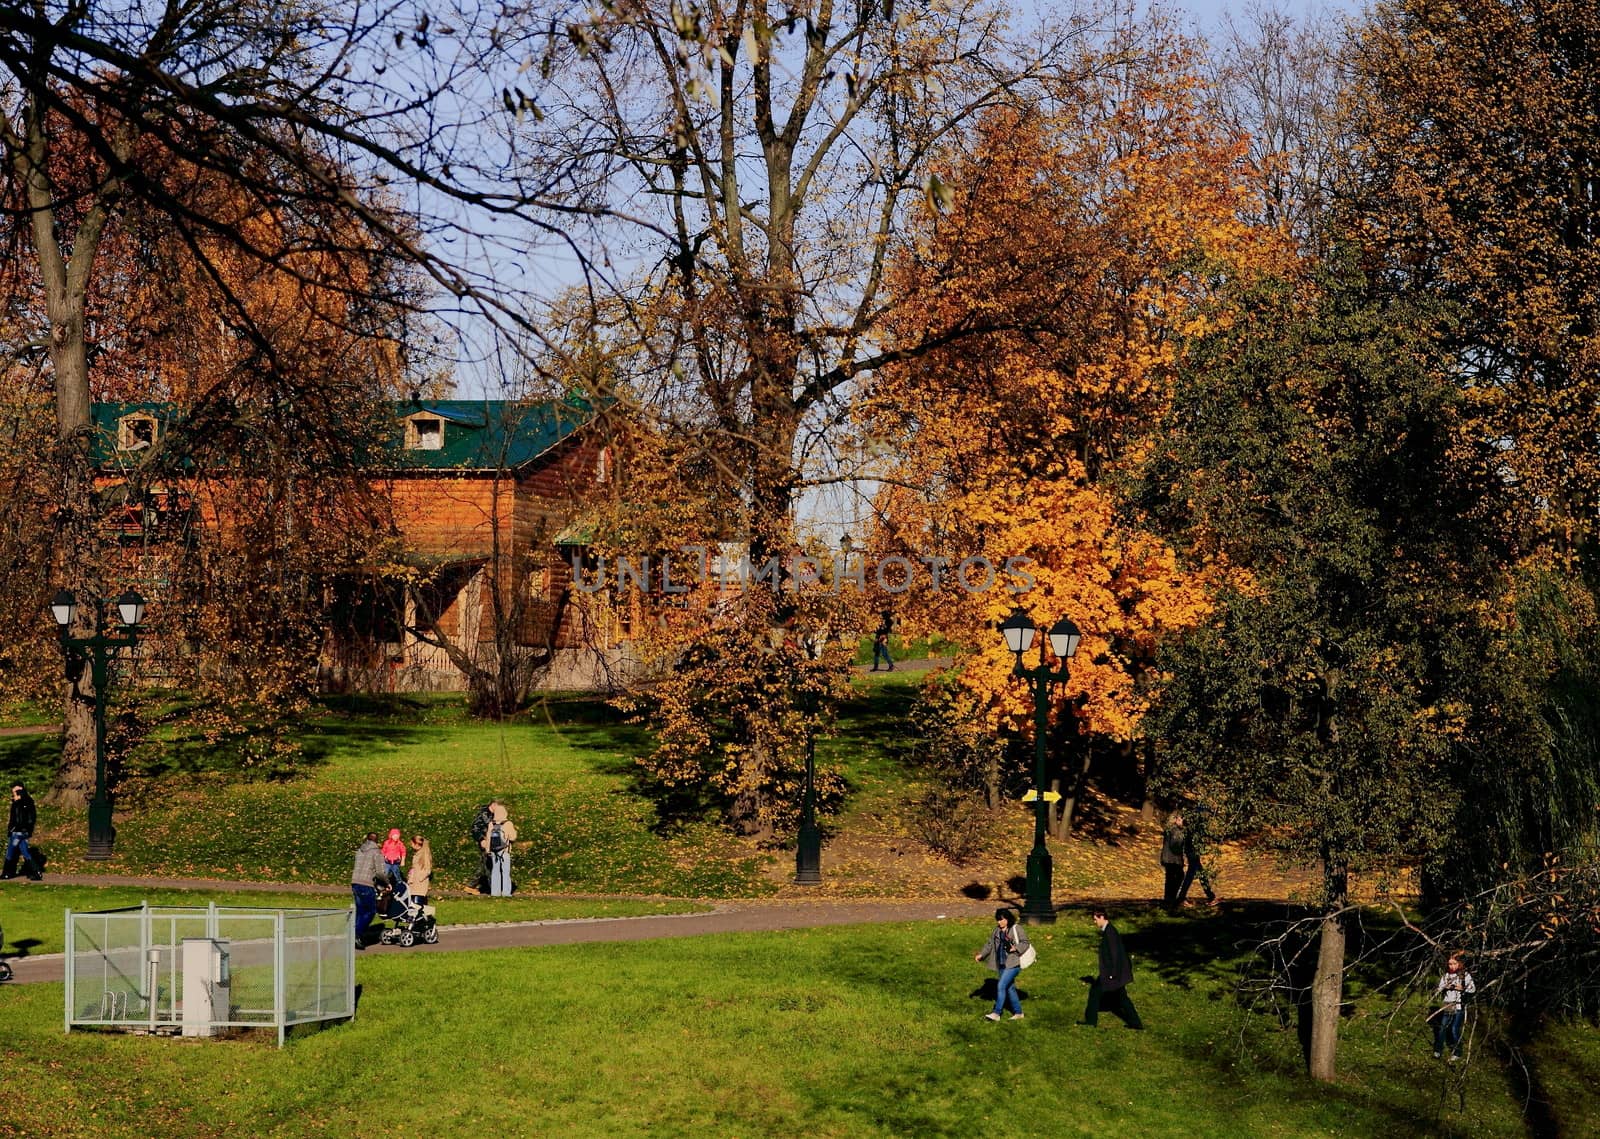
[406,415,444,450]
[595,446,612,483]
[118,415,157,451]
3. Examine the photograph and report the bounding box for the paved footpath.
[2,873,999,984]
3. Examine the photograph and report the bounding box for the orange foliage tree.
[864,41,1288,830]
[1352,0,1600,556]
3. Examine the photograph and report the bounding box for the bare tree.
[1204,2,1354,253]
[510,0,1094,565]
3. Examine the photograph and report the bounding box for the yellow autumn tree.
[865,39,1291,825]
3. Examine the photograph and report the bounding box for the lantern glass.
[116,589,146,628]
[998,609,1036,655]
[51,589,77,629]
[1048,616,1081,660]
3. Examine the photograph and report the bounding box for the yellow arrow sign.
[1021,791,1062,803]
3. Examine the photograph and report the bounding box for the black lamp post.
[998,608,1081,924]
[795,624,827,886]
[50,587,146,860]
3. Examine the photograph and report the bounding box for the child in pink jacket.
[380,828,407,888]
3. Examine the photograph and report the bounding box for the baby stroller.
[375,880,438,948]
[0,916,11,982]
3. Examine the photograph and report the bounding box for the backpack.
[471,804,492,843]
[488,823,507,853]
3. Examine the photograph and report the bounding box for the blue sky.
[1152,0,1363,29]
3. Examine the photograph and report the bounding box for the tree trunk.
[1139,738,1156,825]
[53,441,101,809]
[1057,739,1094,838]
[45,241,102,810]
[729,736,772,839]
[1308,893,1347,1081]
[14,90,121,807]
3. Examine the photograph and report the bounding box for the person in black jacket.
[1082,908,1143,1029]
[4,783,42,880]
[1159,813,1187,906]
[1176,805,1218,907]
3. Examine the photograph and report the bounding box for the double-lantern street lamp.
[50,587,146,860]
[998,608,1082,924]
[793,624,829,886]
[789,535,857,886]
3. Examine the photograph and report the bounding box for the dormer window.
[118,414,157,451]
[406,415,444,450]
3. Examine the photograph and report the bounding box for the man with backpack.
[470,802,493,893]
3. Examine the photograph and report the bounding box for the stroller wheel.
[398,930,415,948]
[422,925,439,944]
[379,930,395,944]
[0,961,11,982]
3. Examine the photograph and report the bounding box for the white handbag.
[1018,943,1037,969]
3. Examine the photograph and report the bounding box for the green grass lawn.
[0,696,773,896]
[0,699,58,729]
[0,884,708,957]
[851,633,960,667]
[0,683,989,900]
[0,911,1567,1138]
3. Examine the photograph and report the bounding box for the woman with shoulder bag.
[974,908,1032,1022]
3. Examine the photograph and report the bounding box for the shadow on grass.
[1088,906,1498,1136]
[520,694,653,777]
[318,693,443,719]
[1064,791,1145,846]
[0,734,61,790]
[125,714,432,784]
[1510,1011,1600,1139]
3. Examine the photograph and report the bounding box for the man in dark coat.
[4,783,41,880]
[1176,804,1218,907]
[1082,908,1144,1029]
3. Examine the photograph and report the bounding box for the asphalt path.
[3,895,999,985]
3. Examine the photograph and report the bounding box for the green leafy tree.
[1138,257,1505,1081]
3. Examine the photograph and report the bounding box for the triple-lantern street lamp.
[997,608,1082,924]
[50,587,146,860]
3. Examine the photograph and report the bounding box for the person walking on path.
[1160,813,1186,906]
[351,831,386,948]
[3,784,41,881]
[870,612,895,672]
[481,802,517,896]
[406,834,433,904]
[975,907,1031,1021]
[1176,805,1218,907]
[1082,909,1144,1029]
[1431,954,1476,1060]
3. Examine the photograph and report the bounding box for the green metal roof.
[390,399,587,470]
[92,398,591,472]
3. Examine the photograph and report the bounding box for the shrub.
[911,787,991,864]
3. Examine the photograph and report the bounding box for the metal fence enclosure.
[65,903,355,1047]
